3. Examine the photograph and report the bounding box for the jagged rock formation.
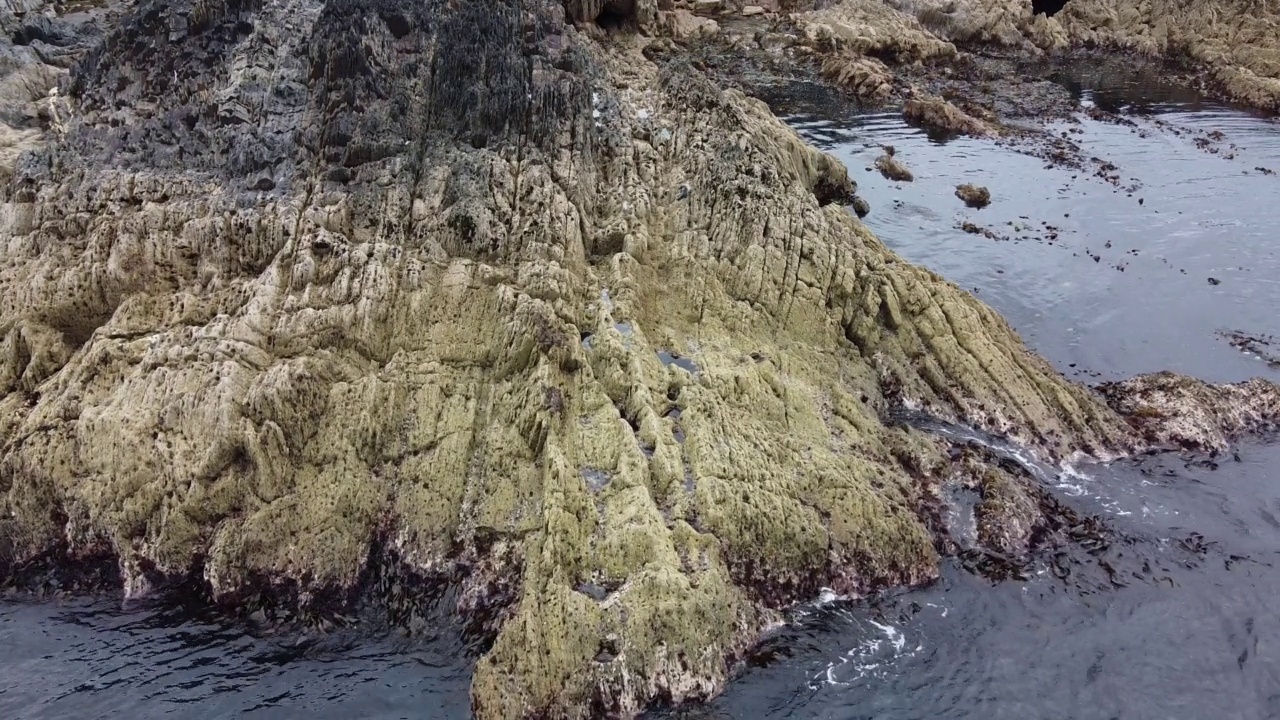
[1,1,1279,718]
[905,93,994,135]
[1055,0,1280,111]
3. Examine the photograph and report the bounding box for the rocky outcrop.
[1098,372,1280,451]
[2,1,1279,718]
[905,93,993,135]
[797,0,960,65]
[794,0,1280,112]
[875,148,914,181]
[0,0,113,182]
[1054,0,1280,111]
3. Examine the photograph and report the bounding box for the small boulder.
[852,195,871,218]
[875,153,913,182]
[955,183,991,208]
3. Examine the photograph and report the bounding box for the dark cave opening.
[1032,0,1068,16]
[595,3,631,31]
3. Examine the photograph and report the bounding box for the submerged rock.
[0,0,1279,718]
[875,151,915,182]
[956,183,992,208]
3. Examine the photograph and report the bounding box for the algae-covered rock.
[905,93,993,135]
[956,183,992,208]
[1,0,1278,718]
[876,151,915,182]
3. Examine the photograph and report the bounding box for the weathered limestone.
[1,1,1280,719]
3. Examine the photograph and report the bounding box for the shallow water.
[0,599,473,719]
[652,440,1280,720]
[5,74,1280,719]
[789,84,1280,384]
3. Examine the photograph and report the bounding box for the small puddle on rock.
[581,468,611,492]
[656,350,699,374]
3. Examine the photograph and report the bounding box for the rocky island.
[2,0,1278,717]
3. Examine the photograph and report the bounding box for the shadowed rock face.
[1,0,1279,718]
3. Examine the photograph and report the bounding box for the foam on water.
[807,616,923,689]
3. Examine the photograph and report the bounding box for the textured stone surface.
[956,183,992,208]
[795,0,1280,111]
[905,94,993,135]
[2,1,1280,719]
[1099,372,1280,452]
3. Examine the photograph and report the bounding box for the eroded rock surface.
[2,1,1280,719]
[906,93,994,135]
[1099,372,1280,451]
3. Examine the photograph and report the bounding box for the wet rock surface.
[955,182,991,208]
[874,149,914,181]
[2,1,1280,718]
[1098,372,1280,452]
